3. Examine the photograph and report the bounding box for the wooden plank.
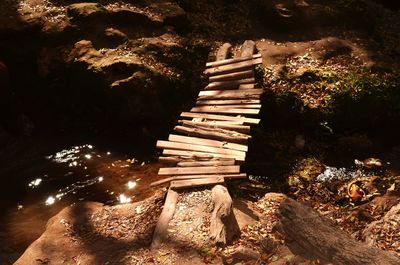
[206,54,261,68]
[159,156,181,165]
[150,173,247,187]
[170,177,225,189]
[198,89,264,100]
[180,112,260,125]
[194,104,261,109]
[163,149,241,161]
[238,84,255,89]
[216,43,232,61]
[209,69,254,82]
[241,40,256,57]
[199,89,263,97]
[158,165,240,176]
[188,119,244,125]
[179,120,251,134]
[174,125,250,145]
[169,134,248,152]
[196,99,261,105]
[191,106,260,115]
[205,78,255,90]
[156,140,246,159]
[175,124,251,141]
[204,57,262,76]
[150,177,174,187]
[177,160,235,167]
[151,187,179,248]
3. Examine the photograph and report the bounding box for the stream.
[0,131,162,264]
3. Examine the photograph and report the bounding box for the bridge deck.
[152,41,263,189]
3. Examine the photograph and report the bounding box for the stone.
[67,3,106,19]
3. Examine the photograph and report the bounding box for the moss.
[262,69,400,134]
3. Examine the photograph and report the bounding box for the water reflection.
[127,181,137,189]
[118,194,131,204]
[28,178,42,188]
[45,196,55,205]
[0,141,161,264]
[317,166,369,182]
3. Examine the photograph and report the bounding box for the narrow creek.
[0,131,163,263]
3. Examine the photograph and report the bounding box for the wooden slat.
[241,40,256,57]
[199,89,263,97]
[206,54,261,68]
[194,104,261,109]
[191,106,260,115]
[198,89,264,100]
[157,140,246,159]
[169,134,248,152]
[159,156,181,165]
[180,112,260,125]
[205,78,255,90]
[196,99,261,105]
[177,160,235,167]
[238,84,255,89]
[189,119,244,125]
[150,173,247,187]
[163,149,241,161]
[216,43,232,61]
[159,155,233,165]
[179,120,251,134]
[209,69,254,82]
[151,187,178,248]
[170,177,225,189]
[204,57,262,76]
[159,165,240,176]
[174,125,250,145]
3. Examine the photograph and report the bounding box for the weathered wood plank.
[179,120,251,134]
[163,149,241,160]
[238,84,255,89]
[151,187,179,249]
[198,104,262,109]
[174,125,250,145]
[159,165,240,176]
[169,134,248,152]
[187,119,244,125]
[241,40,256,57]
[156,140,246,159]
[198,89,264,100]
[150,173,247,187]
[191,106,260,115]
[209,69,254,82]
[206,54,261,68]
[171,177,225,189]
[205,78,255,90]
[216,43,232,61]
[210,185,239,245]
[196,99,261,105]
[199,88,264,97]
[159,156,181,165]
[204,57,262,76]
[159,155,233,165]
[177,160,235,167]
[180,112,260,125]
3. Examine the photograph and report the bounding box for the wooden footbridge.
[151,40,264,248]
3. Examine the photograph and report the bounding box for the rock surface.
[15,191,400,264]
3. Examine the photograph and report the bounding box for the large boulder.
[15,193,164,265]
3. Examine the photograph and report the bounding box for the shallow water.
[0,134,162,264]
